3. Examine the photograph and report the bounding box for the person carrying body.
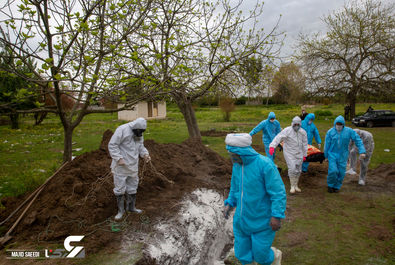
[301,113,322,173]
[108,117,151,221]
[324,116,366,193]
[269,116,308,194]
[249,112,281,162]
[224,133,286,265]
[346,129,374,186]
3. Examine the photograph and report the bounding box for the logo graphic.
[45,236,85,258]
[64,235,85,258]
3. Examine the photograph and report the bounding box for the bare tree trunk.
[34,112,48,125]
[347,92,357,119]
[9,113,19,129]
[63,126,74,163]
[176,100,201,139]
[266,86,270,106]
[224,111,231,122]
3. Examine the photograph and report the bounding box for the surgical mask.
[270,119,275,123]
[335,125,343,132]
[293,124,300,132]
[308,120,312,125]
[229,153,243,164]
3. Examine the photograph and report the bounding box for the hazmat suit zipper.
[296,130,301,156]
[296,130,299,148]
[240,164,244,218]
[337,130,341,151]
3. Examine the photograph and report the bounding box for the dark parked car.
[352,110,395,128]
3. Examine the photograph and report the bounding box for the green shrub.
[219,97,236,121]
[235,96,247,105]
[315,110,333,117]
[261,97,275,105]
[272,104,296,110]
[196,95,218,106]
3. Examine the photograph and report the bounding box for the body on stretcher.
[305,144,325,163]
[277,143,325,163]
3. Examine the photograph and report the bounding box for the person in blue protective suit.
[224,133,286,265]
[249,112,281,162]
[301,113,322,173]
[324,116,366,193]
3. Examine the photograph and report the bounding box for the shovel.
[0,185,44,247]
[0,162,68,226]
[0,162,68,247]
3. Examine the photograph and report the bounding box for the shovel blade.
[0,234,12,248]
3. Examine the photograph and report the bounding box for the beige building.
[118,101,166,121]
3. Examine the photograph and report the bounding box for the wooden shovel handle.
[0,162,68,226]
[4,185,44,238]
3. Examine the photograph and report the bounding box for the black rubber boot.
[327,187,334,193]
[126,193,142,213]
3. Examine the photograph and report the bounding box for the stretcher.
[278,143,325,163]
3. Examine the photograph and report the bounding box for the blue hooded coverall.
[324,116,365,190]
[225,145,286,265]
[301,113,322,172]
[249,112,281,162]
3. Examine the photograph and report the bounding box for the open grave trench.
[121,188,235,265]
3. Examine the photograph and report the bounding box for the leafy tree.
[298,0,395,118]
[238,56,264,101]
[0,46,38,129]
[0,0,156,162]
[271,62,305,104]
[261,65,275,105]
[125,0,283,139]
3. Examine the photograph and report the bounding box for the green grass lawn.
[0,103,394,265]
[1,102,394,198]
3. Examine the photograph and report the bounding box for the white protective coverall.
[347,129,374,185]
[270,116,308,193]
[108,117,149,195]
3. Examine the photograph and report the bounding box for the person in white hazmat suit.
[346,129,374,185]
[269,117,308,194]
[108,117,151,221]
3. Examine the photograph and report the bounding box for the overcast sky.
[1,0,391,64]
[255,0,348,60]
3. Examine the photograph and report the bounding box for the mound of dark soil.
[344,162,395,193]
[0,130,232,254]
